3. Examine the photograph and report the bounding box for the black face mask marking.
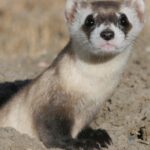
[84,14,96,28]
[81,1,132,40]
[82,12,118,40]
[81,1,121,40]
[118,13,132,36]
[82,12,132,40]
[82,14,96,39]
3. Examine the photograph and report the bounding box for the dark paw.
[66,139,101,150]
[77,127,112,148]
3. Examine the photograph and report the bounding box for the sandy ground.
[0,128,47,150]
[0,0,149,150]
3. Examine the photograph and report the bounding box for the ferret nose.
[100,29,114,41]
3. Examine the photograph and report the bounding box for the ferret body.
[0,0,145,149]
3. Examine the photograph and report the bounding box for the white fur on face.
[90,23,126,55]
[120,6,144,39]
[125,0,145,20]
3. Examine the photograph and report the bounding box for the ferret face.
[65,0,145,57]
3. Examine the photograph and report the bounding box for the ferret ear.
[65,0,88,23]
[123,0,145,22]
[65,0,78,23]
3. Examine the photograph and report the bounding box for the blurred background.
[0,0,68,58]
[0,0,68,81]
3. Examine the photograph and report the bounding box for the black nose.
[100,29,114,41]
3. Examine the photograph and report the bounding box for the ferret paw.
[77,127,112,148]
[66,139,101,150]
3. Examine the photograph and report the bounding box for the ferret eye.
[118,13,129,27]
[84,15,95,28]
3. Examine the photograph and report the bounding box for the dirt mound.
[0,128,47,150]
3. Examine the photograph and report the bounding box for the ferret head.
[65,0,145,58]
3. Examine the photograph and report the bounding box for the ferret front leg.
[34,110,101,150]
[77,127,112,148]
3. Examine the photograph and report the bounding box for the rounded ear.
[65,0,88,23]
[123,0,145,22]
[65,0,78,23]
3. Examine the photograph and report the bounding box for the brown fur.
[91,1,121,11]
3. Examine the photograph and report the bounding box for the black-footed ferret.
[0,0,145,149]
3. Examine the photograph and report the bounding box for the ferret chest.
[61,57,122,99]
